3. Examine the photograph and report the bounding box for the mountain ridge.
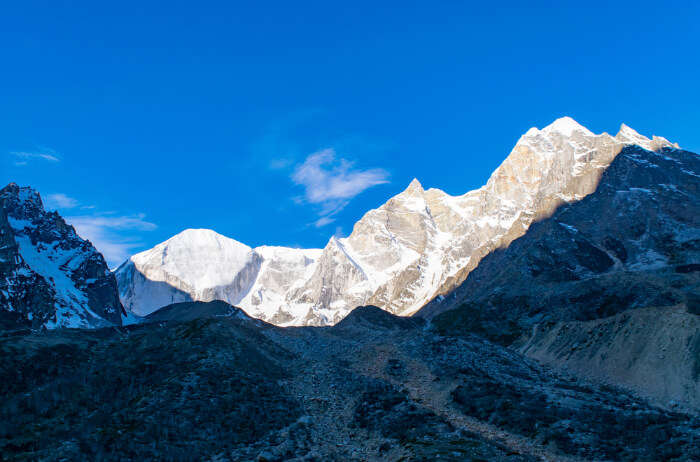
[116,117,680,326]
[422,143,700,408]
[0,183,123,329]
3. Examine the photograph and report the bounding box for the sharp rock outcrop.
[0,183,123,329]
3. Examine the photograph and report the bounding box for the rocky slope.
[117,117,679,326]
[0,183,123,329]
[2,302,698,461]
[422,144,700,408]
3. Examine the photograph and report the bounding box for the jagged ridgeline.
[115,117,682,327]
[0,117,693,332]
[0,183,123,330]
[421,143,700,408]
[1,117,699,461]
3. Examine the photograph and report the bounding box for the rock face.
[423,145,700,408]
[0,183,123,329]
[116,117,679,325]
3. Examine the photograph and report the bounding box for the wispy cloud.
[65,214,157,266]
[292,148,389,227]
[11,149,60,165]
[314,216,335,228]
[45,193,79,209]
[42,191,156,266]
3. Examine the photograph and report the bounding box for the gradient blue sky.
[2,1,699,265]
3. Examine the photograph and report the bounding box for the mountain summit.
[422,141,700,407]
[0,183,123,329]
[116,228,262,316]
[115,117,679,325]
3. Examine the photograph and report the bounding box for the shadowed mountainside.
[1,302,698,461]
[421,145,700,409]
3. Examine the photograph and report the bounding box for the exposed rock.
[117,117,679,326]
[520,305,700,409]
[0,183,123,329]
[424,145,700,409]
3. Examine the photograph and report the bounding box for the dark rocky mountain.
[0,183,123,330]
[420,145,700,409]
[1,301,698,461]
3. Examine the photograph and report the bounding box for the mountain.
[116,117,679,325]
[115,229,322,321]
[3,119,699,461]
[2,301,698,460]
[116,228,264,316]
[421,144,700,408]
[0,183,123,329]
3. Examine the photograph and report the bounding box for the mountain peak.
[541,116,594,137]
[124,227,259,313]
[616,123,646,142]
[163,228,251,251]
[402,178,424,195]
[0,183,43,208]
[521,117,594,140]
[517,118,678,156]
[1,183,123,329]
[115,117,688,328]
[615,123,679,151]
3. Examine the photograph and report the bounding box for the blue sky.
[2,1,699,266]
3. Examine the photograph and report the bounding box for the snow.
[617,124,679,153]
[14,235,95,328]
[557,222,579,233]
[130,228,256,290]
[543,116,594,137]
[255,245,322,261]
[659,184,682,193]
[7,217,33,231]
[116,116,682,327]
[1,186,125,329]
[681,168,700,178]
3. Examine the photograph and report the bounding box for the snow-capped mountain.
[418,143,700,407]
[0,183,123,329]
[115,228,321,319]
[116,117,679,325]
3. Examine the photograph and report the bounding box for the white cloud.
[64,214,157,266]
[292,148,389,226]
[11,150,60,163]
[45,193,79,209]
[314,216,335,228]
